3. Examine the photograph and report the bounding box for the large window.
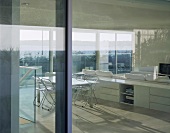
[72,29,134,74]
[20,29,50,76]
[72,31,97,73]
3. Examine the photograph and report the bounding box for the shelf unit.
[120,84,134,105]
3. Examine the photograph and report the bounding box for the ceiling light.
[21,3,29,6]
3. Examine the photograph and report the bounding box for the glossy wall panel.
[0,0,71,133]
[0,25,20,133]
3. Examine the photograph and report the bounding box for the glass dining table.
[38,76,96,108]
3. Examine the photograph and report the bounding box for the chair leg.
[48,93,56,110]
[72,88,77,100]
[33,96,41,107]
[33,91,45,107]
[49,93,55,104]
[81,90,89,106]
[73,89,81,105]
[83,91,90,107]
[73,90,79,104]
[41,92,47,108]
[72,89,78,104]
[92,90,98,104]
[41,92,56,111]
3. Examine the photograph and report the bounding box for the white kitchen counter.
[95,76,170,113]
[98,77,170,90]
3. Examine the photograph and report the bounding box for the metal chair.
[33,77,47,107]
[84,74,99,105]
[72,74,99,107]
[72,74,90,106]
[40,78,55,111]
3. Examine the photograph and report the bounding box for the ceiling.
[19,0,170,29]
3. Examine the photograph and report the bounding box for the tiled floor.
[20,98,170,133]
[19,87,55,133]
[19,106,55,133]
[73,101,170,133]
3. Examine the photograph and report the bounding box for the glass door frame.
[55,0,72,132]
[66,0,72,132]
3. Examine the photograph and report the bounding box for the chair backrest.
[84,74,98,83]
[32,76,43,89]
[45,72,56,77]
[84,74,99,90]
[41,78,55,90]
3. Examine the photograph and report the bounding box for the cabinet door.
[134,85,150,108]
[95,80,119,102]
[99,80,119,89]
[150,95,170,106]
[150,87,170,98]
[150,87,170,113]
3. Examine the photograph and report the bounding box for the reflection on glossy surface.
[72,0,170,133]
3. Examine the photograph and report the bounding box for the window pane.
[72,1,170,133]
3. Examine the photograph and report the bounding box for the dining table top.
[39,76,93,86]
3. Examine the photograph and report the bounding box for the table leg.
[89,85,93,108]
[37,90,40,103]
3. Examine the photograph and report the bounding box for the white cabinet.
[150,87,170,113]
[133,85,170,113]
[134,85,150,108]
[95,80,119,102]
[95,78,170,113]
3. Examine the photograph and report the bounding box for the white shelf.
[120,102,134,106]
[121,92,134,96]
[126,96,134,100]
[120,84,134,105]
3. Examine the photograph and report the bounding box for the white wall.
[72,0,170,69]
[134,29,170,67]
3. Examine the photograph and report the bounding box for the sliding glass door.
[0,0,71,133]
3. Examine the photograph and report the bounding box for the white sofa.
[82,69,96,75]
[82,66,158,81]
[82,69,114,78]
[125,66,158,81]
[95,70,114,78]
